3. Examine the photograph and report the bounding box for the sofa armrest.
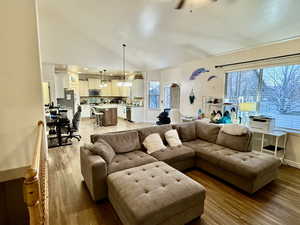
[80,146,108,201]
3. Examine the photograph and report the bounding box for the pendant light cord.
[123,44,126,81]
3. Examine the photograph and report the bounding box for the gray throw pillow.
[216,131,252,152]
[196,121,221,143]
[178,123,197,141]
[84,139,115,163]
[93,130,141,153]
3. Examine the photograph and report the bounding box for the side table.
[250,128,287,161]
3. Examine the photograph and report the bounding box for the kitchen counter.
[93,105,119,109]
[80,104,145,121]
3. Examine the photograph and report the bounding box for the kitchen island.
[93,106,118,126]
[80,104,145,124]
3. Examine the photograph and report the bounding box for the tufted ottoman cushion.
[107,161,206,225]
[108,151,158,174]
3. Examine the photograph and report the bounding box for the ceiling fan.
[175,0,218,10]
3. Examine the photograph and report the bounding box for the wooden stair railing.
[23,121,49,225]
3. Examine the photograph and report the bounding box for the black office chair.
[66,106,82,141]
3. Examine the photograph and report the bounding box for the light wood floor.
[48,119,300,225]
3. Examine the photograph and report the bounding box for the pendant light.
[118,44,132,87]
[102,69,108,88]
[99,69,108,88]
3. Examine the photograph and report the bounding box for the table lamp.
[239,102,257,125]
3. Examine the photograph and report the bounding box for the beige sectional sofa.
[81,121,281,202]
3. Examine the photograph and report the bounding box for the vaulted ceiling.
[38,0,300,71]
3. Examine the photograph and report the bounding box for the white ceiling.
[38,0,300,71]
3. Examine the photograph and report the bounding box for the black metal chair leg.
[74,136,81,141]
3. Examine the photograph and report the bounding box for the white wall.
[0,0,45,180]
[146,38,300,167]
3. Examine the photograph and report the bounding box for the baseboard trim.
[283,159,300,169]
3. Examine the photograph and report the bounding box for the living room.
[1,0,300,225]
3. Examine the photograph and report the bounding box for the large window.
[149,81,160,109]
[226,64,300,130]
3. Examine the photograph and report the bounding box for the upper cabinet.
[119,82,131,97]
[132,79,144,97]
[54,74,66,99]
[101,82,112,96]
[79,80,89,96]
[78,78,135,97]
[111,80,120,96]
[88,78,101,89]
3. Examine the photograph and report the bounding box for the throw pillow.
[165,129,182,147]
[221,124,249,136]
[196,121,221,143]
[178,123,197,141]
[84,139,115,163]
[93,130,141,153]
[143,133,167,154]
[216,131,252,152]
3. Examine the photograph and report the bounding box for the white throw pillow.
[143,133,167,154]
[221,124,249,136]
[165,129,182,147]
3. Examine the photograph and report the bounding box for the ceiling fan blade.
[175,0,186,9]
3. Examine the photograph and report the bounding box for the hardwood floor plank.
[48,119,300,225]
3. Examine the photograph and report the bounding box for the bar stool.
[91,107,104,127]
[97,112,104,126]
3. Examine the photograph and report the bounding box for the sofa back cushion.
[172,122,197,142]
[196,121,221,143]
[138,125,172,148]
[216,130,252,152]
[91,130,141,153]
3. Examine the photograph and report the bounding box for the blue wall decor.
[189,68,209,80]
[207,75,217,82]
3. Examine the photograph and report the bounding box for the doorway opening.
[164,83,181,123]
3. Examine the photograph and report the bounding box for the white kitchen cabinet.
[54,74,65,98]
[132,79,144,97]
[88,78,101,89]
[63,73,70,89]
[79,80,89,96]
[111,80,120,96]
[120,86,130,97]
[101,82,112,96]
[131,107,144,122]
[81,104,91,118]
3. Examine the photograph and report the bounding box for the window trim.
[148,80,160,110]
[163,85,171,109]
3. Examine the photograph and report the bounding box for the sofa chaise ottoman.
[107,161,206,225]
